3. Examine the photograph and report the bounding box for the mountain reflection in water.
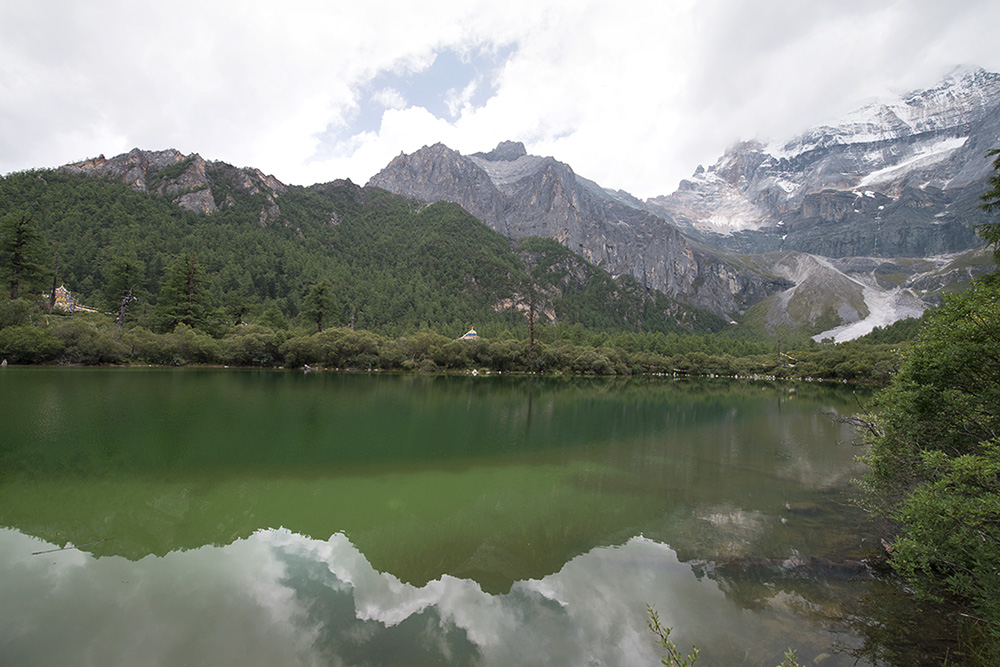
[0,370,958,665]
[2,527,875,666]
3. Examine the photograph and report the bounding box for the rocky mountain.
[368,67,999,339]
[44,67,999,340]
[12,148,726,337]
[647,65,1000,258]
[63,148,288,227]
[369,142,789,318]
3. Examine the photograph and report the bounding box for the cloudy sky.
[3,0,999,199]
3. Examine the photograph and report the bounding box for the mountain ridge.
[2,152,728,338]
[366,66,999,339]
[368,143,791,319]
[645,65,1000,257]
[15,66,999,341]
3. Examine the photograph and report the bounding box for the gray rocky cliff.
[645,66,1000,259]
[63,148,287,223]
[369,142,788,316]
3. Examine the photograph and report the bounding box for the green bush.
[0,298,38,329]
[891,440,1000,626]
[168,324,220,364]
[279,333,324,368]
[0,325,63,363]
[219,326,284,366]
[123,326,182,365]
[859,277,1000,636]
[49,317,128,364]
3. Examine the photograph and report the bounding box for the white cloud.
[372,87,407,111]
[445,79,479,118]
[2,0,1000,198]
[2,527,860,665]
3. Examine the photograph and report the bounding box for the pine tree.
[157,254,216,332]
[105,254,145,328]
[979,148,1000,258]
[0,211,48,300]
[303,279,336,332]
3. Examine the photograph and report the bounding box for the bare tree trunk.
[116,285,135,328]
[528,286,536,360]
[48,259,59,313]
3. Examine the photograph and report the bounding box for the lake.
[0,369,952,665]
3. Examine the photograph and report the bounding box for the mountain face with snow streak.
[646,66,1000,258]
[369,67,999,338]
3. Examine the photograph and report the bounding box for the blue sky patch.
[312,43,516,157]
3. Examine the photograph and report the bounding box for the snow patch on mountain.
[812,286,925,343]
[857,136,968,188]
[767,66,1000,160]
[652,169,770,235]
[468,154,548,192]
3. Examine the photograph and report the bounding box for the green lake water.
[0,369,955,665]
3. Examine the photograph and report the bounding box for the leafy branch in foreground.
[647,604,799,667]
[857,277,1000,636]
[647,604,699,667]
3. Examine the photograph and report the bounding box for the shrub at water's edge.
[857,276,1000,646]
[857,158,1000,652]
[0,299,916,381]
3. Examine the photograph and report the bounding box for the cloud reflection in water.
[1,526,866,666]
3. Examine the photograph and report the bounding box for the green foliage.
[258,304,289,330]
[647,604,700,667]
[219,325,286,367]
[48,315,129,364]
[0,210,49,300]
[302,279,336,332]
[157,254,218,332]
[891,440,1000,622]
[859,277,1000,635]
[103,252,145,328]
[0,298,38,328]
[121,327,182,365]
[979,148,1000,259]
[0,325,63,363]
[280,327,389,369]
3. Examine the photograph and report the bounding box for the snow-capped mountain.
[773,65,1000,159]
[646,66,1000,258]
[368,67,999,340]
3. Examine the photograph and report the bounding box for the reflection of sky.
[0,528,868,666]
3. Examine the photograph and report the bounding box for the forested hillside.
[0,158,938,380]
[0,166,720,338]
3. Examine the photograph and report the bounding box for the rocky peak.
[62,148,287,220]
[368,143,507,231]
[368,142,788,316]
[65,148,189,192]
[645,66,1000,256]
[472,141,528,162]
